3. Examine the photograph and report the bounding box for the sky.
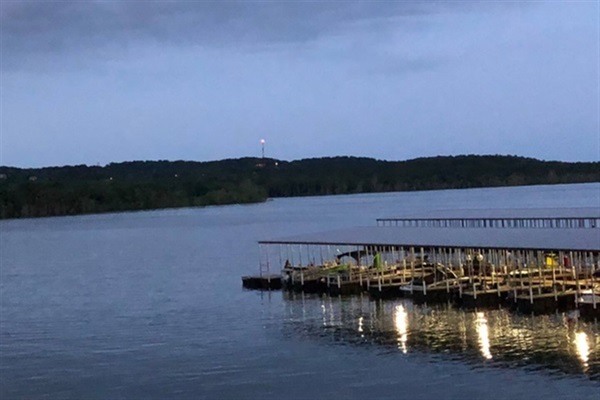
[1,1,599,168]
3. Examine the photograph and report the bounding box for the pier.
[246,213,599,318]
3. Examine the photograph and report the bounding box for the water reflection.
[394,304,409,354]
[575,331,590,371]
[282,292,599,380]
[475,312,492,360]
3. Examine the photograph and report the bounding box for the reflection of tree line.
[2,155,599,218]
[282,293,599,380]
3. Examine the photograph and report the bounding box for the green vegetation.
[1,155,598,219]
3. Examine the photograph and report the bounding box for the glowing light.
[260,139,266,158]
[574,331,589,370]
[394,304,408,354]
[475,312,493,360]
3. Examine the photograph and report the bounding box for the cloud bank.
[2,1,598,167]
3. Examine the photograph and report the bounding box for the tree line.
[1,155,598,219]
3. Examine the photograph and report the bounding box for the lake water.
[1,183,599,399]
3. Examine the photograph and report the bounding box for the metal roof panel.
[259,226,600,251]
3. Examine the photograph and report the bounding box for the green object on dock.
[373,253,382,270]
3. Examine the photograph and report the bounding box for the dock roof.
[377,207,600,220]
[259,226,600,251]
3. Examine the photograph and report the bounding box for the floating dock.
[512,290,577,314]
[242,274,282,290]
[458,287,510,309]
[244,207,600,317]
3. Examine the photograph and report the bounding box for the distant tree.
[0,155,598,219]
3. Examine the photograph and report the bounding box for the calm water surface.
[1,183,600,399]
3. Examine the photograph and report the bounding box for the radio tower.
[260,138,265,159]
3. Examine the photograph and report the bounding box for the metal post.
[537,250,543,296]
[410,247,415,294]
[266,246,271,283]
[527,250,533,299]
[552,261,557,301]
[402,246,407,282]
[575,251,581,304]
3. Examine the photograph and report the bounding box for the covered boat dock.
[255,226,600,315]
[376,207,600,229]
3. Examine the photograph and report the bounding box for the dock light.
[476,253,484,262]
[465,254,474,278]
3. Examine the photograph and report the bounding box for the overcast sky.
[2,1,598,168]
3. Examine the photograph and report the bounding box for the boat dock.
[244,207,600,318]
[376,207,600,228]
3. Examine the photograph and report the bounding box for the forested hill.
[1,155,598,219]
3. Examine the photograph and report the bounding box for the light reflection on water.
[475,312,492,360]
[282,292,600,380]
[394,304,408,354]
[575,331,590,372]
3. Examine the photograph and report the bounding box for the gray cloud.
[2,1,502,70]
[4,1,594,167]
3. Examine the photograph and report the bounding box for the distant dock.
[376,207,600,228]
